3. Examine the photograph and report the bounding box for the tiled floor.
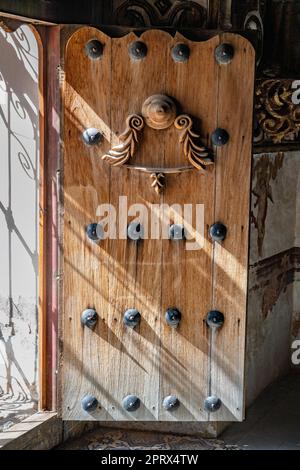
[57,428,237,450]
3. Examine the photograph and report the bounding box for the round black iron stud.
[163,395,180,411]
[204,395,222,412]
[81,394,98,412]
[206,310,225,329]
[209,222,227,242]
[127,222,144,241]
[215,43,234,64]
[171,43,190,62]
[82,128,102,146]
[122,395,140,412]
[81,308,98,329]
[128,41,147,60]
[169,224,185,240]
[165,308,181,328]
[85,39,103,59]
[211,128,229,146]
[123,309,141,328]
[86,223,104,242]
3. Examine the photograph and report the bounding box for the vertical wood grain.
[33,25,47,411]
[107,30,173,420]
[62,27,112,420]
[159,33,219,421]
[61,27,254,422]
[209,33,255,421]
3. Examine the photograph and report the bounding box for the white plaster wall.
[0,25,39,429]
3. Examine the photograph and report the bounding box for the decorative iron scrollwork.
[101,95,213,192]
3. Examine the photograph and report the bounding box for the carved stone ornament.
[255,79,300,144]
[101,94,213,193]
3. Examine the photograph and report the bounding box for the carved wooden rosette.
[101,94,213,192]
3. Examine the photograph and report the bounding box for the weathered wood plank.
[159,33,219,421]
[209,32,255,421]
[62,27,112,420]
[61,27,254,423]
[106,30,173,420]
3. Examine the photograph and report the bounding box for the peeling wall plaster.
[251,152,284,258]
[246,151,300,406]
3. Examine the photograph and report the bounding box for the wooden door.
[60,27,254,421]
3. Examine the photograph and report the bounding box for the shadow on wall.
[0,25,39,430]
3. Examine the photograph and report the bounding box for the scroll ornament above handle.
[102,114,145,167]
[101,94,214,192]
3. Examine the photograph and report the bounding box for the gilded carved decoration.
[255,79,300,144]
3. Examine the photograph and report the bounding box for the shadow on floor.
[222,371,300,450]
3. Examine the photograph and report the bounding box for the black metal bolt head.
[171,43,190,63]
[127,222,144,241]
[122,395,140,412]
[81,394,98,412]
[169,224,185,240]
[165,308,181,328]
[163,395,180,411]
[209,222,227,242]
[85,39,103,59]
[123,308,141,328]
[206,310,225,329]
[211,128,229,146]
[86,223,104,242]
[82,128,102,146]
[215,43,234,64]
[81,308,98,329]
[204,395,222,412]
[128,41,147,60]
